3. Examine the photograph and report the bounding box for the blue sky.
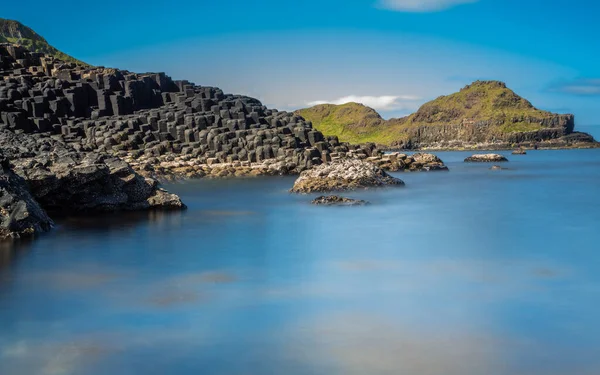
[4,0,600,132]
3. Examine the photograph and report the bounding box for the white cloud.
[378,0,479,12]
[306,95,421,111]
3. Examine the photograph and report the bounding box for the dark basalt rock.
[0,150,53,239]
[464,154,508,163]
[0,130,184,215]
[311,195,369,206]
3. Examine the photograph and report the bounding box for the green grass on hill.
[296,81,566,146]
[0,18,88,66]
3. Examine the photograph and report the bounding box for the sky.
[3,0,600,131]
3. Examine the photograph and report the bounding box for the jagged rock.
[311,196,369,206]
[290,159,404,193]
[464,154,508,163]
[0,129,185,215]
[0,151,53,239]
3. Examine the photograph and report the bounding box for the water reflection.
[0,150,599,375]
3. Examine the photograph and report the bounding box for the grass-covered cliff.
[0,18,87,65]
[296,81,586,148]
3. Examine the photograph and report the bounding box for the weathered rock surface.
[0,150,53,239]
[0,130,184,215]
[464,154,508,163]
[311,195,369,206]
[291,159,404,193]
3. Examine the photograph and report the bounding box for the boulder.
[311,195,369,206]
[512,149,527,155]
[464,154,508,163]
[290,159,404,193]
[410,152,449,171]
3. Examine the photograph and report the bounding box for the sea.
[1,144,599,375]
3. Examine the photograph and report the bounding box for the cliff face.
[0,18,85,65]
[296,81,597,149]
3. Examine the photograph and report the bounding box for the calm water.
[1,149,600,375]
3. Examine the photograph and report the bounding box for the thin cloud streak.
[306,95,421,111]
[378,0,479,12]
[550,79,600,96]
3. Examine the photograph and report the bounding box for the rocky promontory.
[296,81,599,150]
[291,159,404,193]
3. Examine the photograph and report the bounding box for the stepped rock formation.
[296,81,598,150]
[0,43,441,179]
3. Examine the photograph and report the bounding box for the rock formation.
[296,81,599,150]
[0,150,54,239]
[311,196,369,206]
[290,159,404,193]
[464,154,508,163]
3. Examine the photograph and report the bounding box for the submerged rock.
[512,149,527,155]
[490,165,509,171]
[464,154,508,163]
[290,159,404,193]
[311,195,370,206]
[0,152,54,239]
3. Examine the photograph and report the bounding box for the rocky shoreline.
[382,132,599,152]
[0,43,451,239]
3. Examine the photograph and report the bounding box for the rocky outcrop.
[0,151,53,239]
[464,154,508,163]
[311,196,369,206]
[0,130,184,215]
[290,159,404,193]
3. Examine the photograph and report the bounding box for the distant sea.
[1,149,600,375]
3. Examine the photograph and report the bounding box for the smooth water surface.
[1,149,600,375]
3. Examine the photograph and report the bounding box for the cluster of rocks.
[311,196,369,206]
[464,154,508,163]
[291,159,404,194]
